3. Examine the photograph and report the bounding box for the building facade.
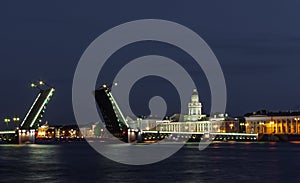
[124,89,240,134]
[244,110,300,134]
[209,113,240,133]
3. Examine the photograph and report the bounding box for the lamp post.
[100,82,118,90]
[4,118,11,126]
[12,117,20,123]
[38,80,52,88]
[31,80,52,90]
[31,82,42,90]
[4,116,21,127]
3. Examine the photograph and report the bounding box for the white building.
[128,89,237,133]
[156,120,215,133]
[184,89,206,121]
[80,124,96,138]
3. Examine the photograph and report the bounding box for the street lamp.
[38,80,51,87]
[4,118,11,126]
[12,117,20,123]
[39,80,45,86]
[31,82,41,90]
[101,82,118,89]
[31,80,52,90]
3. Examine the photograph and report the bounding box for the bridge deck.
[142,131,258,136]
[0,130,15,135]
[20,88,55,129]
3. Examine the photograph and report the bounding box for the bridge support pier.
[127,129,143,143]
[18,129,35,144]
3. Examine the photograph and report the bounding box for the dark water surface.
[0,142,299,182]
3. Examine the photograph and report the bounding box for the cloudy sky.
[1,1,300,125]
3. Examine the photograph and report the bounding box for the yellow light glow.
[4,118,10,123]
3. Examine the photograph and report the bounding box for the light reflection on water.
[0,144,62,183]
[0,142,300,182]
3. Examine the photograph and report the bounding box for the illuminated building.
[58,125,81,139]
[80,124,97,138]
[156,120,214,132]
[244,110,300,134]
[37,122,49,138]
[184,89,206,121]
[209,113,240,133]
[132,89,239,133]
[36,121,55,138]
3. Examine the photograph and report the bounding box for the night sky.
[1,1,300,126]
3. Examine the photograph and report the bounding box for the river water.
[0,142,299,182]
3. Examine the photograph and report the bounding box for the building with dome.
[184,89,206,121]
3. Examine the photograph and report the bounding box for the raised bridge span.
[0,86,55,143]
[20,88,55,130]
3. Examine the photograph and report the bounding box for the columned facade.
[245,115,300,134]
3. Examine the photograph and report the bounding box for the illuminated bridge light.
[0,130,15,134]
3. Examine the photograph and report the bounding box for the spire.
[192,88,197,96]
[191,88,199,103]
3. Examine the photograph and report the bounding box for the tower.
[184,89,206,121]
[187,89,202,121]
